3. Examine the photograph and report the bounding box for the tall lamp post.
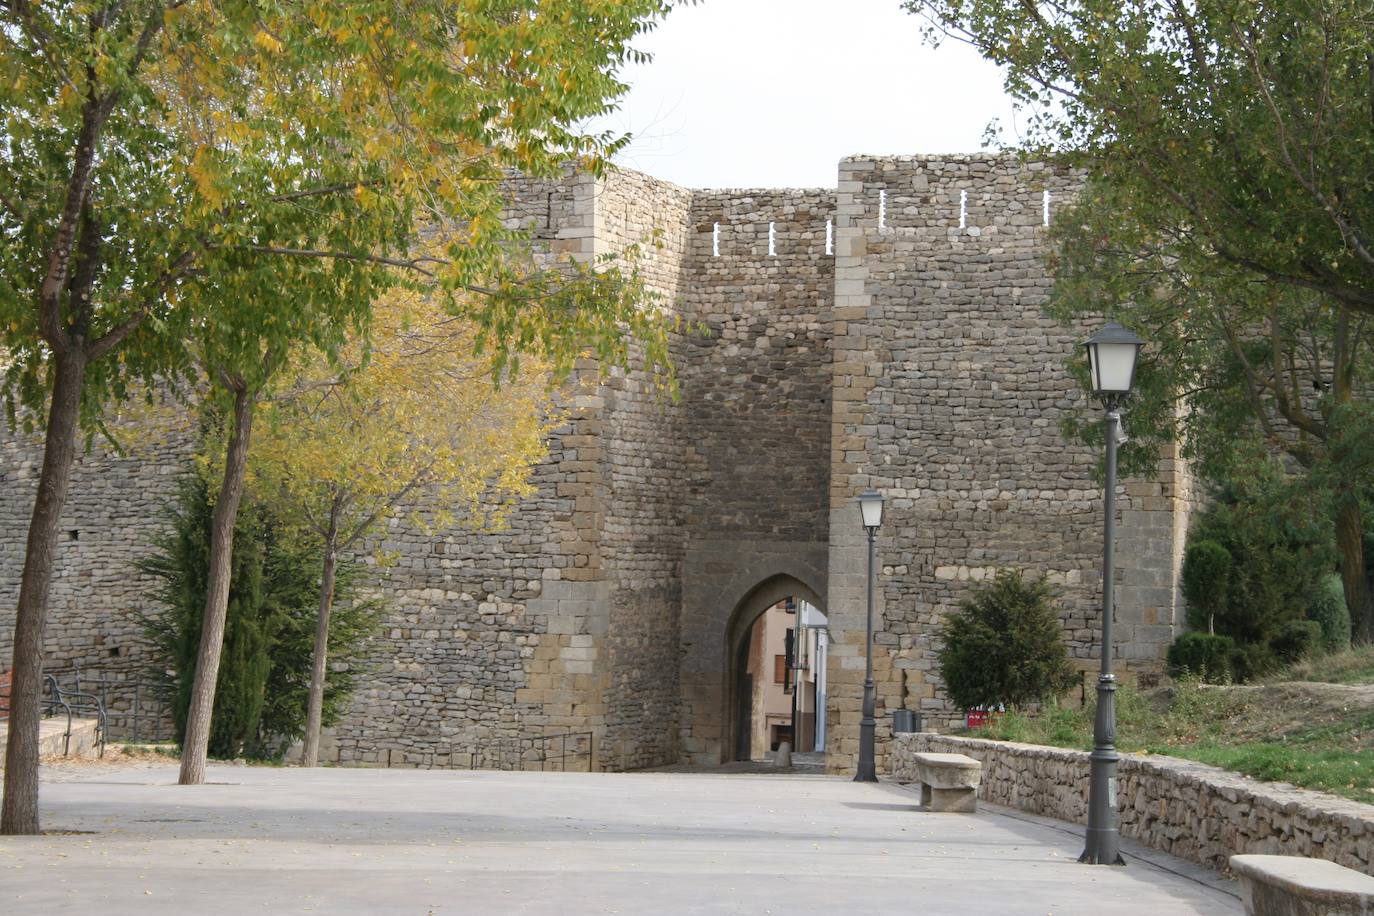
[855,489,884,782]
[1079,322,1144,867]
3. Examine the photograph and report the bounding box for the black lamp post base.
[1078,835,1125,866]
[854,714,877,782]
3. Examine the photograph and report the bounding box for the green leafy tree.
[1182,539,1232,635]
[3,0,686,832]
[1310,572,1352,654]
[168,1,687,789]
[936,570,1079,711]
[1182,465,1335,677]
[906,0,1374,639]
[1045,186,1374,642]
[906,0,1374,316]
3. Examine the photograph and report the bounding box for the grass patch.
[967,676,1374,805]
[120,743,180,759]
[1266,645,1374,685]
[1151,743,1374,806]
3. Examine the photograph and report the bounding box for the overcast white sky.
[590,0,1018,189]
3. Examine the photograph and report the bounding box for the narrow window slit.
[712,222,720,257]
[1043,190,1052,227]
[825,218,834,255]
[878,190,887,230]
[959,189,968,229]
[768,221,777,257]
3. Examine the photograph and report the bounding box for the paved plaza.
[0,762,1241,914]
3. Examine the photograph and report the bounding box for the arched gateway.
[723,574,826,762]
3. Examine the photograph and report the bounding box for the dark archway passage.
[720,575,827,763]
[679,548,830,767]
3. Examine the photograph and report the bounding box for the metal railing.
[41,668,175,744]
[466,730,595,772]
[42,673,108,757]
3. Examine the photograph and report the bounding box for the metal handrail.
[42,673,107,758]
[43,668,174,744]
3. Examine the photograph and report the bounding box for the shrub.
[937,570,1078,711]
[1186,469,1332,647]
[1229,641,1278,682]
[141,470,380,759]
[253,532,382,756]
[1165,632,1235,683]
[1310,573,1352,653]
[140,474,275,758]
[1271,619,1324,665]
[1181,539,1230,634]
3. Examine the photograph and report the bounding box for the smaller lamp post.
[1079,321,1144,867]
[855,489,884,782]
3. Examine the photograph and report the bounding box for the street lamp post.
[1079,322,1144,867]
[855,490,884,782]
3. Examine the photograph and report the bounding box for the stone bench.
[911,752,982,813]
[1230,854,1374,916]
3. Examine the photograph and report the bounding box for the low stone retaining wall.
[895,733,1374,874]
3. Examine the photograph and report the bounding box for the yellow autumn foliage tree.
[250,287,557,766]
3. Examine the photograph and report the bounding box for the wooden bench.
[1230,854,1374,916]
[911,752,982,813]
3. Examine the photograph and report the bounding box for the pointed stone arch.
[678,542,829,766]
[722,573,826,762]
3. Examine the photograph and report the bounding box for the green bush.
[1166,632,1235,683]
[140,474,275,758]
[141,470,380,759]
[937,570,1078,711]
[1181,539,1231,634]
[1271,619,1324,665]
[1310,573,1352,653]
[1176,467,1348,681]
[254,531,382,756]
[1229,640,1278,682]
[1187,470,1332,647]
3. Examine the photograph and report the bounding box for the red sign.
[965,709,989,728]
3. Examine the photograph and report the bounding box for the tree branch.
[4,0,79,93]
[242,246,443,278]
[339,478,424,551]
[267,181,383,204]
[1233,22,1374,273]
[0,187,24,223]
[88,248,198,361]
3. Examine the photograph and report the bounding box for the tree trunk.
[1330,502,1374,645]
[178,383,256,785]
[1336,497,1374,644]
[300,519,339,768]
[1,350,88,835]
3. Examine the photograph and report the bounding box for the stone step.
[0,716,102,766]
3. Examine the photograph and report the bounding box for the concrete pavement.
[0,761,1241,914]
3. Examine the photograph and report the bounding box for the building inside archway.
[736,599,828,760]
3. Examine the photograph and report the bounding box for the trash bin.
[892,709,921,733]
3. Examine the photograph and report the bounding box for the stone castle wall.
[593,171,692,770]
[0,155,1192,772]
[676,188,836,764]
[823,156,1190,775]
